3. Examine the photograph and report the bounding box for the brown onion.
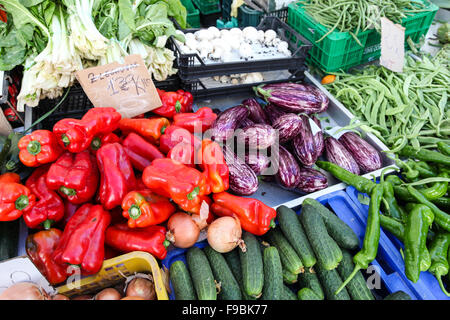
[166,212,200,248]
[52,294,70,300]
[191,200,210,230]
[207,216,245,253]
[125,278,156,300]
[0,282,49,300]
[95,288,122,300]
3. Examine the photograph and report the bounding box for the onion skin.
[207,216,245,253]
[126,278,156,300]
[52,294,70,300]
[95,288,122,300]
[0,282,48,300]
[167,212,200,248]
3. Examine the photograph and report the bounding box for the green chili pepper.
[380,215,405,241]
[335,183,384,295]
[407,185,450,232]
[437,142,450,156]
[382,182,406,221]
[434,197,450,210]
[400,146,450,166]
[418,172,449,201]
[428,233,450,296]
[316,161,376,194]
[386,175,404,186]
[412,161,438,178]
[404,204,434,283]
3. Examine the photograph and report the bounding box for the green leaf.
[0,0,49,35]
[118,0,136,31]
[19,0,46,7]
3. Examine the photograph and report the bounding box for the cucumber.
[204,246,242,300]
[281,284,297,300]
[276,205,317,267]
[266,228,304,274]
[315,264,351,300]
[223,249,256,300]
[169,260,197,300]
[282,267,298,284]
[297,287,322,300]
[384,291,412,300]
[336,249,374,300]
[186,246,217,300]
[298,267,324,299]
[302,198,360,250]
[300,205,343,270]
[239,232,264,298]
[262,246,283,300]
[0,221,19,262]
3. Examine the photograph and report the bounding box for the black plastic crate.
[180,71,305,99]
[169,16,312,80]
[30,75,182,130]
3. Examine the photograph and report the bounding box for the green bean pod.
[400,146,450,166]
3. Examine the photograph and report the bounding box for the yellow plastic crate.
[56,251,169,300]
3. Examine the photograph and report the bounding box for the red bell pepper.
[0,9,7,23]
[53,107,121,153]
[57,200,81,229]
[24,165,64,230]
[173,107,217,133]
[96,142,136,210]
[122,190,175,228]
[18,130,63,167]
[159,125,201,154]
[142,158,211,214]
[167,142,196,167]
[122,133,165,171]
[26,228,68,285]
[90,132,121,155]
[211,192,276,236]
[46,150,99,204]
[0,182,36,221]
[105,223,169,260]
[52,204,111,275]
[118,117,169,144]
[197,139,229,193]
[4,108,18,122]
[153,89,193,119]
[0,172,21,184]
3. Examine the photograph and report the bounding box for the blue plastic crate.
[162,189,418,300]
[346,185,450,300]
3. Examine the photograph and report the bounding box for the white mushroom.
[220,29,230,38]
[239,42,253,59]
[222,50,234,63]
[231,78,239,85]
[213,75,220,81]
[198,40,213,59]
[256,30,265,42]
[250,72,264,82]
[272,37,281,47]
[207,26,221,39]
[195,29,214,42]
[185,32,196,41]
[229,28,243,39]
[277,40,289,51]
[220,75,230,83]
[242,26,259,43]
[264,29,277,45]
[185,38,198,51]
[222,34,240,50]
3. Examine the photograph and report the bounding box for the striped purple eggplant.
[292,115,316,167]
[236,124,277,150]
[255,83,329,114]
[244,151,271,175]
[272,113,303,143]
[275,145,302,189]
[325,137,360,175]
[338,132,382,173]
[312,115,324,158]
[210,105,249,141]
[263,103,286,125]
[296,167,328,193]
[238,117,255,129]
[242,98,270,125]
[223,146,259,195]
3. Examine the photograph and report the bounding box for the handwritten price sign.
[380,17,405,73]
[76,54,162,118]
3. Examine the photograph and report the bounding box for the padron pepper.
[404,203,434,283]
[18,130,63,167]
[96,143,136,210]
[26,228,68,285]
[24,165,64,230]
[53,107,121,153]
[211,192,277,236]
[121,190,176,228]
[52,204,111,275]
[336,183,384,294]
[153,89,194,119]
[142,158,211,214]
[173,107,217,133]
[428,232,450,296]
[122,133,165,171]
[105,223,170,260]
[46,150,99,204]
[197,139,229,193]
[0,182,36,221]
[118,117,169,144]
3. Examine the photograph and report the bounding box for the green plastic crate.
[287,0,439,72]
[192,0,221,15]
[181,0,202,28]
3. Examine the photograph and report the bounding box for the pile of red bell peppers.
[0,89,277,286]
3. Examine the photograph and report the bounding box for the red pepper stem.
[42,219,53,230]
[91,137,101,151]
[60,186,77,196]
[129,205,142,220]
[161,126,167,134]
[27,140,42,155]
[163,239,171,248]
[270,219,276,229]
[187,187,200,200]
[61,134,70,147]
[15,195,29,210]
